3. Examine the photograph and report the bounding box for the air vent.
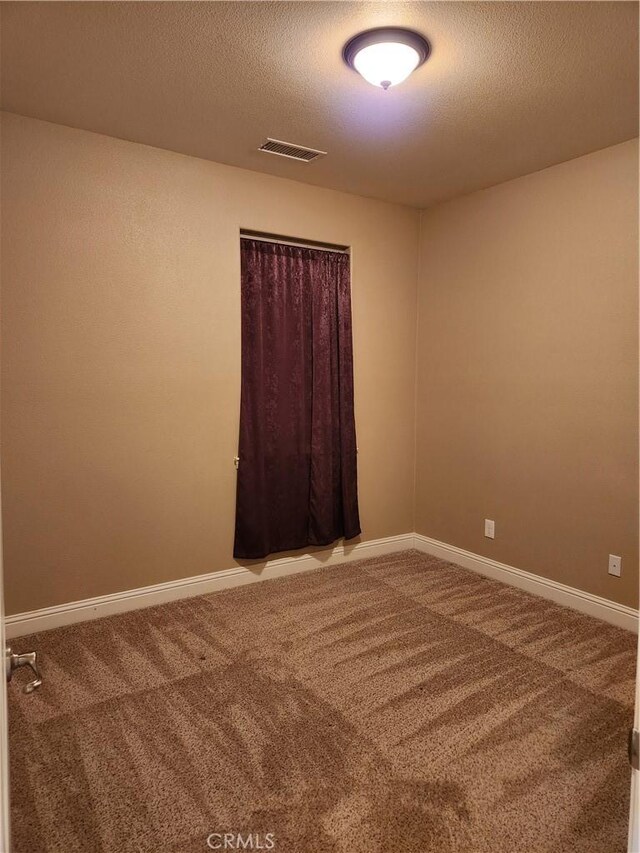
[258,138,326,163]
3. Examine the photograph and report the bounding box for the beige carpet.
[8,550,637,852]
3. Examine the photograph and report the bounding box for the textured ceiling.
[1,2,638,208]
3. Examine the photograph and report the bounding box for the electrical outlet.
[608,554,622,577]
[484,519,495,539]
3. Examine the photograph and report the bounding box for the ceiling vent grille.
[258,138,326,163]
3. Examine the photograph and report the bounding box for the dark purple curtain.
[233,238,360,560]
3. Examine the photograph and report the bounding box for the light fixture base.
[342,26,431,75]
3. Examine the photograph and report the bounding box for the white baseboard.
[6,531,638,638]
[414,533,639,633]
[5,533,414,639]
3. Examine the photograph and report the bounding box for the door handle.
[5,647,42,693]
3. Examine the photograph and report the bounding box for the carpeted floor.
[7,550,637,852]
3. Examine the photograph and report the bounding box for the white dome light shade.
[343,27,431,90]
[353,42,421,89]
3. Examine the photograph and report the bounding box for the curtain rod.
[240,230,350,254]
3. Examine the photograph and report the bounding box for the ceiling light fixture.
[343,27,431,90]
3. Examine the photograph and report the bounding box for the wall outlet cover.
[608,554,622,577]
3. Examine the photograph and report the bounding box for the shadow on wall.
[235,535,364,576]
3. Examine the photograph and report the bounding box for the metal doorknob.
[5,647,42,693]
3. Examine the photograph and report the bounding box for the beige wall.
[1,113,420,615]
[416,139,639,608]
[2,113,638,617]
